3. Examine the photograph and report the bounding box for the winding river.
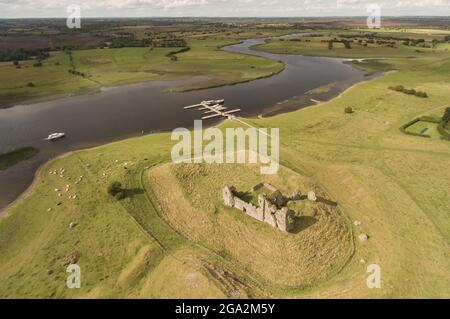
[0,35,369,210]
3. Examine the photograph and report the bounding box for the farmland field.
[0,31,285,108]
[0,18,450,299]
[253,30,450,59]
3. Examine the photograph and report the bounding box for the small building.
[223,184,297,233]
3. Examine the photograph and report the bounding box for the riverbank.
[258,71,385,117]
[0,67,379,218]
[0,35,286,109]
[0,32,367,211]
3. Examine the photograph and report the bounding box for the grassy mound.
[146,163,353,288]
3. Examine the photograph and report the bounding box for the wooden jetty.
[184,99,241,120]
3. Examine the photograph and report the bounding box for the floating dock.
[184,99,241,120]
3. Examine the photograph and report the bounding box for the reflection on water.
[0,35,367,210]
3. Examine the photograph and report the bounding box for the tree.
[342,40,352,49]
[389,85,404,92]
[107,181,129,200]
[115,191,126,200]
[415,91,428,98]
[107,182,123,198]
[328,41,333,50]
[345,107,354,114]
[443,107,450,124]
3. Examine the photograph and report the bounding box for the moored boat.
[46,133,66,141]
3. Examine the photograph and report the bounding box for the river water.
[0,35,367,210]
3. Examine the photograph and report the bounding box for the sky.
[0,0,449,18]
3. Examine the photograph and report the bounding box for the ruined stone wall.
[223,186,296,233]
[275,208,296,233]
[234,197,263,222]
[262,197,278,228]
[248,206,265,222]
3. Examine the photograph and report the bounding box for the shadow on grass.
[291,216,318,234]
[296,195,337,207]
[317,196,338,207]
[124,188,145,198]
[234,191,253,202]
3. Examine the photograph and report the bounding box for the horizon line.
[1,15,450,20]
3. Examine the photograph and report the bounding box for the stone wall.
[275,208,296,233]
[223,186,296,233]
[234,197,263,221]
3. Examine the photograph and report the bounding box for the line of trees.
[102,35,187,49]
[165,46,191,61]
[68,69,85,77]
[0,48,49,62]
[389,85,428,98]
[150,38,187,48]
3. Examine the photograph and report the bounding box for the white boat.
[203,99,225,105]
[46,133,66,141]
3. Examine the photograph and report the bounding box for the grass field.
[404,120,441,138]
[253,32,448,59]
[0,35,284,108]
[0,29,449,298]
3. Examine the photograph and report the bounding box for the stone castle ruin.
[223,183,312,233]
